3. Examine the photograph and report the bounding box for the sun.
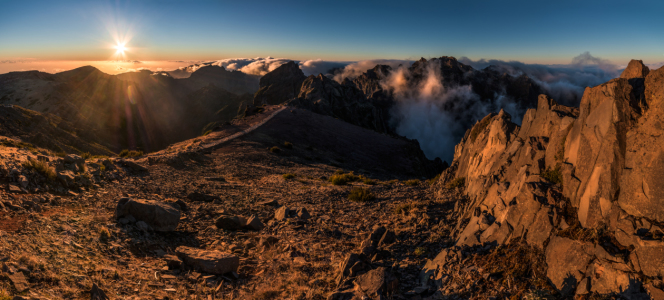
[114,43,127,54]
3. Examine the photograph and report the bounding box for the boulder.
[17,175,28,188]
[353,267,396,298]
[245,215,264,231]
[545,236,594,296]
[187,192,220,202]
[115,198,180,231]
[175,246,239,275]
[117,159,148,172]
[274,206,290,220]
[215,215,243,231]
[64,154,84,165]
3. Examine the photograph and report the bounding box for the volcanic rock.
[253,61,306,106]
[175,246,239,275]
[620,59,650,79]
[114,198,180,231]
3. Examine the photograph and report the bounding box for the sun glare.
[114,43,127,54]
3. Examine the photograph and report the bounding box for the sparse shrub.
[414,247,428,256]
[348,187,375,202]
[427,174,441,185]
[119,149,143,158]
[99,227,110,243]
[18,255,45,271]
[394,203,413,215]
[202,129,213,136]
[283,142,293,149]
[22,159,56,180]
[446,177,465,189]
[362,178,376,185]
[255,290,281,300]
[542,165,562,185]
[404,179,420,186]
[282,173,295,179]
[334,169,345,175]
[269,146,281,153]
[523,289,555,300]
[469,115,493,142]
[329,172,360,185]
[0,289,11,300]
[0,138,35,150]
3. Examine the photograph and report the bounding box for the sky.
[1,0,663,74]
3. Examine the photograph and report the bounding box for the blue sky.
[0,0,663,64]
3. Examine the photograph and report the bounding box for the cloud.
[298,59,349,76]
[381,59,525,162]
[458,52,620,106]
[169,57,293,77]
[331,59,411,82]
[647,62,664,70]
[0,59,37,64]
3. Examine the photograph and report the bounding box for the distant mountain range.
[0,56,554,160]
[0,65,258,154]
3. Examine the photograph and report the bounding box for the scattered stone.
[245,215,264,231]
[187,192,220,202]
[8,272,29,292]
[175,246,239,275]
[117,159,148,172]
[215,215,243,231]
[90,283,110,300]
[164,255,182,270]
[204,177,226,182]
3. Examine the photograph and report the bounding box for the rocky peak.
[253,61,306,106]
[620,59,650,79]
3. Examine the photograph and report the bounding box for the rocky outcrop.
[621,59,650,79]
[253,61,306,106]
[429,61,664,297]
[290,74,391,133]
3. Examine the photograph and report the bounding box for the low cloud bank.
[459,52,620,106]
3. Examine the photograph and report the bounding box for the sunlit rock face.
[429,60,664,297]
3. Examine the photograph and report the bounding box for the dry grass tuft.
[99,226,110,243]
[119,149,143,158]
[446,177,465,189]
[404,179,420,186]
[22,159,56,180]
[269,146,281,154]
[348,187,375,202]
[328,172,360,185]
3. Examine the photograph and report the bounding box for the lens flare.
[114,43,127,54]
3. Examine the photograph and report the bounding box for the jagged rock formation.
[253,56,545,144]
[429,60,664,297]
[0,66,257,153]
[253,61,306,106]
[291,74,391,133]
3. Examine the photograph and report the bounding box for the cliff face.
[429,60,664,297]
